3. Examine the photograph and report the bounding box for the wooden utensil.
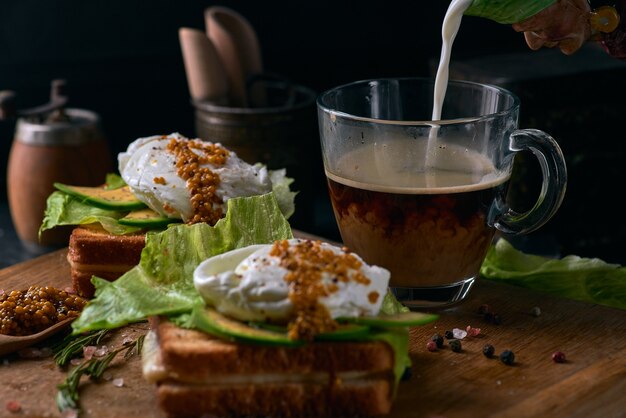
[179,27,229,104]
[0,318,73,356]
[204,6,264,107]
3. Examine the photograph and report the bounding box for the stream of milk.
[425,0,473,185]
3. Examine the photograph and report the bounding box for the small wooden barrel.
[7,109,113,248]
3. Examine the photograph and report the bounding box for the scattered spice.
[449,339,462,352]
[430,333,444,348]
[483,344,495,358]
[478,304,491,314]
[466,325,481,337]
[5,400,21,413]
[552,351,566,363]
[530,306,542,317]
[452,328,468,339]
[500,349,515,365]
[426,340,438,352]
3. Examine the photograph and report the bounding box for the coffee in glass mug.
[317,78,566,308]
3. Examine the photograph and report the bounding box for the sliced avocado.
[250,321,371,341]
[54,182,146,211]
[118,208,179,228]
[191,306,304,347]
[340,311,439,328]
[315,324,371,341]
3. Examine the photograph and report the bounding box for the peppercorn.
[552,351,566,363]
[444,330,454,340]
[483,344,495,358]
[430,333,444,348]
[426,341,438,352]
[530,306,541,317]
[500,349,515,365]
[449,339,462,352]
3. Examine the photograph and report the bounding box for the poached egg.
[118,133,271,222]
[193,239,390,324]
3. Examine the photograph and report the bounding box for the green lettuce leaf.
[481,238,626,310]
[39,192,141,236]
[380,289,411,315]
[72,193,293,333]
[104,173,127,189]
[268,168,297,220]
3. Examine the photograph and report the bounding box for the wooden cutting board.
[0,245,625,418]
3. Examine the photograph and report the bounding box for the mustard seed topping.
[269,239,370,341]
[166,137,230,225]
[368,291,379,304]
[0,286,86,336]
[153,176,167,185]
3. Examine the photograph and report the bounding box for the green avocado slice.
[315,324,371,341]
[190,306,304,347]
[250,322,372,341]
[340,311,439,328]
[53,182,146,211]
[118,208,180,228]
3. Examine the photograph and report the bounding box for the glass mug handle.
[493,128,568,234]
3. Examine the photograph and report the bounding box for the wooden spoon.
[0,318,73,357]
[205,6,264,107]
[179,27,230,104]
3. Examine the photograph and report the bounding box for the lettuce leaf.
[481,238,626,310]
[104,173,127,189]
[269,168,297,220]
[72,193,293,333]
[39,192,141,236]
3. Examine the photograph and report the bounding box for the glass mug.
[317,77,567,308]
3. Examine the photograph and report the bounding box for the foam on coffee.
[326,140,510,194]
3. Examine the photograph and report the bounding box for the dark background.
[1,0,626,264]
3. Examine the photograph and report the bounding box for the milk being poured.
[432,0,473,120]
[425,0,474,184]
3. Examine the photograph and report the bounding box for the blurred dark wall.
[0,0,525,162]
[0,0,526,238]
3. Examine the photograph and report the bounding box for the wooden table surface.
[0,244,625,418]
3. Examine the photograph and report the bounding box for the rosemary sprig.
[55,334,145,414]
[52,329,110,367]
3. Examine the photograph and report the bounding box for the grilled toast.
[142,316,396,418]
[67,225,146,298]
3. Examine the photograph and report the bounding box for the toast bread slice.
[67,225,146,297]
[143,317,396,417]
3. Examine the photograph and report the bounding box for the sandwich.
[143,316,397,417]
[66,225,146,297]
[40,132,295,297]
[140,238,438,418]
